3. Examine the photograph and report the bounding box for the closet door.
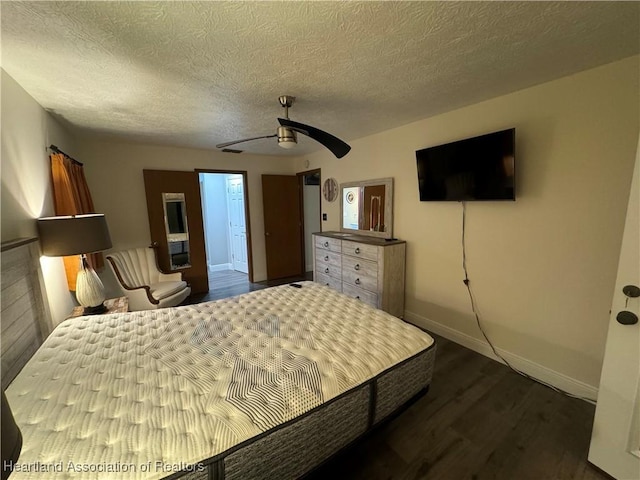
[262,175,303,280]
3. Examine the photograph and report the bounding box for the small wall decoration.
[323,177,338,202]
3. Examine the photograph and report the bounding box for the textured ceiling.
[1,1,638,157]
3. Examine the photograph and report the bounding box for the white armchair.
[106,247,191,311]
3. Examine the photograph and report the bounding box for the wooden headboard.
[1,238,51,389]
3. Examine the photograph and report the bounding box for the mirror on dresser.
[340,178,393,239]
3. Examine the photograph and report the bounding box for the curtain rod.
[48,144,83,166]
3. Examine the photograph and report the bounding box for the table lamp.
[37,214,112,315]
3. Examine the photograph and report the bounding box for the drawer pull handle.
[326,283,330,286]
[355,278,361,285]
[356,296,360,300]
[355,247,361,254]
[324,241,329,247]
[324,255,329,261]
[354,264,360,271]
[325,267,330,274]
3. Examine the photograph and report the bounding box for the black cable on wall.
[460,201,593,404]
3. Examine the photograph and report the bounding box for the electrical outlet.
[322,213,327,221]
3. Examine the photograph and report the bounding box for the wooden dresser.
[313,232,406,318]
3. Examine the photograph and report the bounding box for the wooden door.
[143,170,208,294]
[262,175,303,280]
[226,175,249,274]
[588,140,640,478]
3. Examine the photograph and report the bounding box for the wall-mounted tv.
[416,128,515,201]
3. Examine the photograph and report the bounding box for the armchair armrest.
[126,285,160,306]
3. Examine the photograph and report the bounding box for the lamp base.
[76,256,107,315]
[82,304,108,315]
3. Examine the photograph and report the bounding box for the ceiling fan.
[215,96,351,159]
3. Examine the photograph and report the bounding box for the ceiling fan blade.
[277,118,351,159]
[216,134,277,149]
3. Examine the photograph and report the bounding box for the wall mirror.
[162,192,191,269]
[340,178,393,239]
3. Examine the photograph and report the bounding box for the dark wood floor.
[187,270,312,304]
[307,334,607,480]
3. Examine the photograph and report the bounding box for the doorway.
[199,171,252,290]
[300,170,321,275]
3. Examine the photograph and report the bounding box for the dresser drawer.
[315,249,342,269]
[316,263,341,278]
[315,235,342,253]
[342,267,378,292]
[342,256,377,288]
[314,272,342,292]
[342,255,377,276]
[342,283,378,308]
[342,240,378,262]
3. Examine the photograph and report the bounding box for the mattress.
[5,282,435,479]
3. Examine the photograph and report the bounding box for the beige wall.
[302,56,639,393]
[1,70,77,324]
[76,139,296,293]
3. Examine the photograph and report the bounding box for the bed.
[2,240,435,480]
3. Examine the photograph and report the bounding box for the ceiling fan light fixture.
[277,126,297,149]
[215,96,350,158]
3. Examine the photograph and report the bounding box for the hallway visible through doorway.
[199,172,250,290]
[301,171,321,275]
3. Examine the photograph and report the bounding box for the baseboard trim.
[404,310,598,403]
[209,263,232,273]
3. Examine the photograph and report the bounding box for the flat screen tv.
[416,128,515,201]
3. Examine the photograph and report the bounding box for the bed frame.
[1,237,436,480]
[1,238,52,390]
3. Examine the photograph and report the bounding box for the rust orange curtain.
[50,153,103,290]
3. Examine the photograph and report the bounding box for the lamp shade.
[37,214,112,256]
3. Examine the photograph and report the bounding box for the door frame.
[196,169,254,283]
[297,169,322,275]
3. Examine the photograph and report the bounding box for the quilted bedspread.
[6,282,434,479]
